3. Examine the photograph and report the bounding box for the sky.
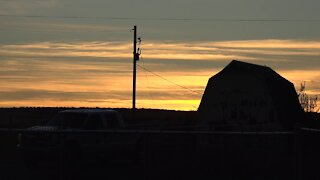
[0,0,319,111]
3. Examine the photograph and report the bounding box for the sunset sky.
[0,0,319,110]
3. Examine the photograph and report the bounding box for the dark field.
[1,108,320,180]
[0,130,298,180]
[0,107,196,129]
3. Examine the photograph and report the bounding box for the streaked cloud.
[0,20,130,33]
[0,39,319,110]
[0,0,58,14]
[2,39,320,61]
[0,41,251,60]
[207,39,320,49]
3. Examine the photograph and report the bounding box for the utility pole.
[132,25,141,119]
[132,25,138,111]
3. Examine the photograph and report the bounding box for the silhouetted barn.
[197,60,304,130]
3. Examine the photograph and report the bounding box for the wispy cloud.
[0,20,130,33]
[0,41,250,60]
[0,0,58,14]
[0,39,319,110]
[2,39,320,60]
[206,39,320,49]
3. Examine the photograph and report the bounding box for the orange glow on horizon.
[0,39,319,110]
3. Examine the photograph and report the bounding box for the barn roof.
[212,60,290,84]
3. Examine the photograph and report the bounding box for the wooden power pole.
[132,25,137,111]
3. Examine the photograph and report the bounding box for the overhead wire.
[139,54,156,105]
[0,28,126,33]
[1,14,320,23]
[137,64,202,95]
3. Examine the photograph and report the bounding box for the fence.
[0,128,319,180]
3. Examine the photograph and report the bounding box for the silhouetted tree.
[298,82,318,112]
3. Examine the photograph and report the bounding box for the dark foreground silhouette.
[0,60,319,179]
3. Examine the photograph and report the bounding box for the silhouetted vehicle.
[17,109,142,167]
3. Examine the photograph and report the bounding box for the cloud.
[1,39,320,61]
[0,87,202,110]
[0,20,130,34]
[206,39,320,49]
[280,71,320,94]
[0,39,319,110]
[0,0,58,14]
[0,41,251,60]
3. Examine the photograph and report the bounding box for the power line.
[0,27,126,33]
[137,64,202,95]
[140,56,155,103]
[1,14,320,22]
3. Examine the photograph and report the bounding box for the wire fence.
[1,127,319,180]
